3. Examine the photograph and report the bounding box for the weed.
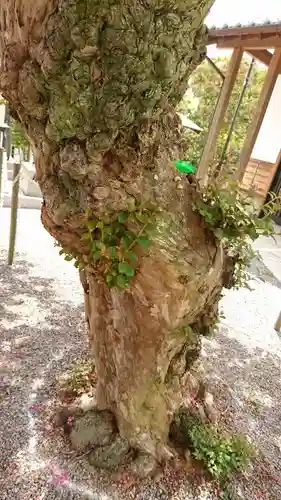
[188,423,255,480]
[194,180,280,288]
[57,358,96,396]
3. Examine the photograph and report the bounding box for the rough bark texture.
[0,0,223,460]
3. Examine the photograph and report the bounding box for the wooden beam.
[216,35,281,50]
[208,24,281,40]
[246,49,272,66]
[197,48,243,186]
[235,48,281,182]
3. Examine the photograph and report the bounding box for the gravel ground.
[1,208,281,500]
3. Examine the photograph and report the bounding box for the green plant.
[81,209,156,289]
[57,358,96,396]
[194,181,281,288]
[188,423,255,480]
[57,208,157,289]
[58,246,82,270]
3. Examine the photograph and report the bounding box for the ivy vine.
[58,209,157,289]
[194,180,281,288]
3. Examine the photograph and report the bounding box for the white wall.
[252,76,281,164]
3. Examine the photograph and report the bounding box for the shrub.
[188,423,255,480]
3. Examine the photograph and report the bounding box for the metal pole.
[206,56,225,82]
[8,162,21,265]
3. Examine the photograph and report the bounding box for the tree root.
[53,378,218,475]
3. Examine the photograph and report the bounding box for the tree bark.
[0,0,223,460]
[86,238,224,458]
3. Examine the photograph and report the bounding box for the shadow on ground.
[203,321,281,500]
[0,255,219,500]
[1,251,281,499]
[0,255,88,498]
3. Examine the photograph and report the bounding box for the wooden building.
[197,22,281,224]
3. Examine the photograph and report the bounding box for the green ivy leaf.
[134,211,149,223]
[81,232,91,241]
[74,260,80,268]
[64,255,73,262]
[118,211,129,223]
[137,236,150,249]
[95,241,106,250]
[106,273,116,288]
[92,249,101,261]
[108,246,118,259]
[110,220,122,234]
[117,274,130,288]
[118,262,135,277]
[125,251,137,262]
[59,249,65,255]
[88,219,97,231]
[120,235,133,249]
[102,226,112,239]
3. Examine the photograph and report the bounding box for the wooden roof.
[208,22,281,50]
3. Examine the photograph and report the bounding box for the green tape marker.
[175,160,197,175]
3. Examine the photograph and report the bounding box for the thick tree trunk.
[0,0,223,460]
[86,239,223,458]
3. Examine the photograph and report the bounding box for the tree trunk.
[0,0,224,460]
[86,240,224,458]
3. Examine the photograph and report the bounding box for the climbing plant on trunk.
[0,0,228,463]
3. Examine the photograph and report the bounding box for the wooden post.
[197,48,243,186]
[235,47,281,182]
[275,311,281,332]
[8,162,21,265]
[27,145,32,163]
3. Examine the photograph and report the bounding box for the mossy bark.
[0,0,223,461]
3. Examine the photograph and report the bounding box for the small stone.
[130,452,158,478]
[203,392,218,423]
[88,434,130,469]
[74,393,97,412]
[70,409,115,451]
[197,402,208,423]
[204,391,213,406]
